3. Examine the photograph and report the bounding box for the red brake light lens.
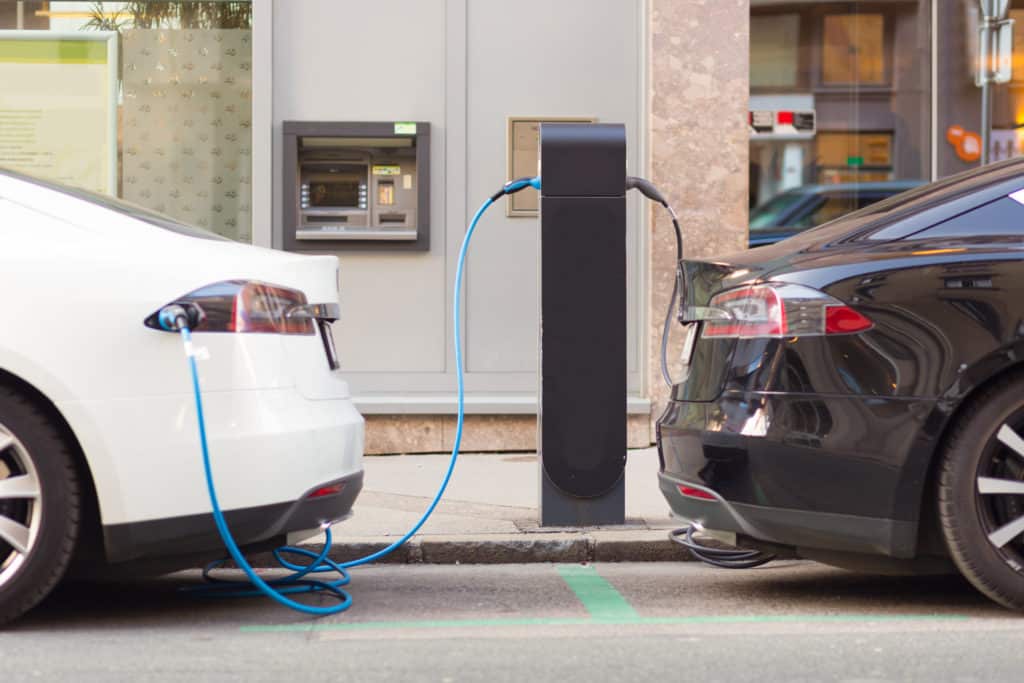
[678,485,716,501]
[701,283,872,339]
[306,482,345,499]
[152,280,315,335]
[824,305,874,335]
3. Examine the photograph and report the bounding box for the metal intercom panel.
[282,121,430,252]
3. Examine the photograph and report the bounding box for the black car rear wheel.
[0,387,81,625]
[939,375,1024,609]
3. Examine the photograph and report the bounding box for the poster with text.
[0,32,117,195]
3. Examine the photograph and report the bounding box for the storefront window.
[936,1,1024,174]
[752,1,1024,240]
[750,13,801,89]
[821,13,887,86]
[0,1,253,242]
[749,2,931,237]
[816,132,895,184]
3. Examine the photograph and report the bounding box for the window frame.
[749,8,814,94]
[817,11,891,89]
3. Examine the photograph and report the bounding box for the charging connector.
[157,305,189,332]
[491,175,542,202]
[152,302,205,333]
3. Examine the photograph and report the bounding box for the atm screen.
[308,181,361,208]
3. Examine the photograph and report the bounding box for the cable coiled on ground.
[669,525,775,569]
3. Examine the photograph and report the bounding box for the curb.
[244,530,697,567]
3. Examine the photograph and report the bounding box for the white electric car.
[0,169,365,623]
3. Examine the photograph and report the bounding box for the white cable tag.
[183,342,210,360]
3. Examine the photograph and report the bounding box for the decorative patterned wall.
[121,28,252,241]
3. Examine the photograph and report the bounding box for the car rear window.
[912,197,1024,239]
[0,168,228,241]
[778,158,1024,248]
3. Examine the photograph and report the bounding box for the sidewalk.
[284,446,696,565]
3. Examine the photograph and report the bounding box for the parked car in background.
[0,168,365,624]
[660,157,1024,609]
[749,180,925,247]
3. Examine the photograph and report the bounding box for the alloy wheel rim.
[0,423,42,588]
[976,421,1024,572]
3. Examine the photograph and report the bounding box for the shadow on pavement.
[679,561,1012,616]
[11,572,324,632]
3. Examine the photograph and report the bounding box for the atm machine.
[281,121,430,251]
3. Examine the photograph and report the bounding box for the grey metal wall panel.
[272,0,448,374]
[463,0,643,385]
[271,0,644,407]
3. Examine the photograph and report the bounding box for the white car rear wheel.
[0,387,80,625]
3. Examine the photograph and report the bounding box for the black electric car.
[658,157,1024,609]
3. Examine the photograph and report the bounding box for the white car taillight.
[700,283,873,340]
[145,280,315,335]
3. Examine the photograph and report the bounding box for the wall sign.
[0,31,117,194]
[506,116,595,217]
[749,110,816,139]
[946,125,983,163]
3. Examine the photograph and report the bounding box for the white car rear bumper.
[58,387,364,563]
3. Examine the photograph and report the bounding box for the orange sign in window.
[946,126,982,163]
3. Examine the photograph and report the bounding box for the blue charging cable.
[165,175,541,615]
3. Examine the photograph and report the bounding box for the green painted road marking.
[556,564,638,620]
[241,613,970,633]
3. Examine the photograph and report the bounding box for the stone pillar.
[648,0,750,427]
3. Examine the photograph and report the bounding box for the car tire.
[0,387,81,625]
[938,374,1024,609]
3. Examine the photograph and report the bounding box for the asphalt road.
[5,561,1023,682]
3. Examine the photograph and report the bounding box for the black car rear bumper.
[657,392,937,559]
[658,472,916,558]
[102,470,364,564]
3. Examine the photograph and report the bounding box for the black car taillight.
[700,283,873,339]
[145,280,315,335]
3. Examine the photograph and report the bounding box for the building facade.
[2,1,1018,453]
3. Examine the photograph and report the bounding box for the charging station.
[149,121,675,617]
[538,123,627,527]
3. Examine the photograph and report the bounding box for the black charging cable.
[625,176,683,388]
[626,177,775,570]
[669,525,775,569]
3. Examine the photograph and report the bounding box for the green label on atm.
[372,165,402,176]
[394,122,417,135]
[847,156,865,167]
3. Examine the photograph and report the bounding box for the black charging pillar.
[538,123,626,526]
